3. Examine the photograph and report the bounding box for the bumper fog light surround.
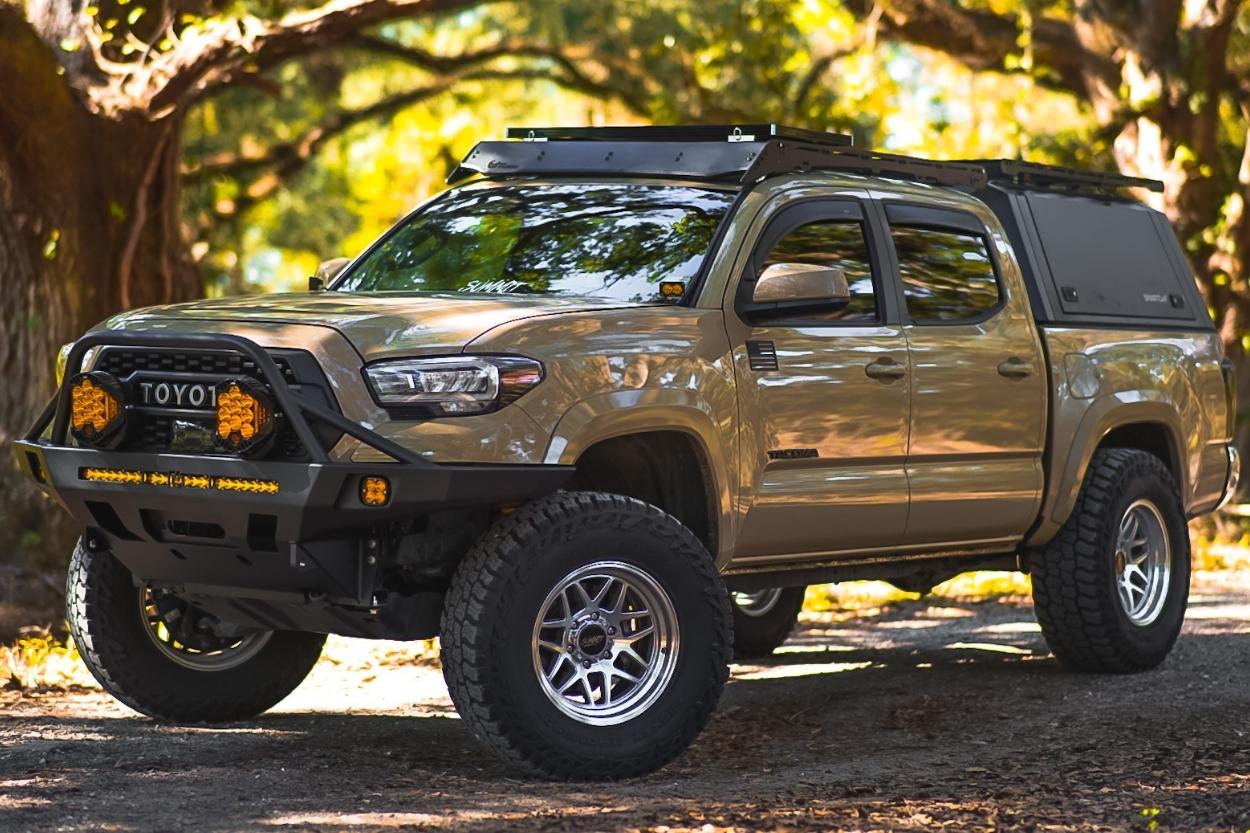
[69,372,126,448]
[360,476,390,506]
[214,378,276,455]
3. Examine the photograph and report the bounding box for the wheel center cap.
[576,624,609,656]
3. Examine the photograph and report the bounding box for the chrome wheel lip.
[1114,499,1172,627]
[531,560,680,727]
[732,588,785,618]
[139,589,271,672]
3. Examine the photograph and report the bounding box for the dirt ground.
[1,573,1248,833]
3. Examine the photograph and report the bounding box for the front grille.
[95,350,298,384]
[93,348,312,460]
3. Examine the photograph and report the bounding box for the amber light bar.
[80,468,279,495]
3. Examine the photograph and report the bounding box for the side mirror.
[744,262,850,320]
[310,257,350,291]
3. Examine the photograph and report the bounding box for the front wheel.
[1031,449,1190,672]
[67,538,325,721]
[440,492,732,780]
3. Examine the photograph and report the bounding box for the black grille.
[94,348,310,460]
[95,349,297,384]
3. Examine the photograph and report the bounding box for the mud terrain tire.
[440,492,732,780]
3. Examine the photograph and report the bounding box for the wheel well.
[569,431,717,553]
[1099,422,1180,482]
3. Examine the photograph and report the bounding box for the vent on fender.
[746,340,778,371]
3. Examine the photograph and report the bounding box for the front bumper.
[1217,444,1241,510]
[18,330,573,638]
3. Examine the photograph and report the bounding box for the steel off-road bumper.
[17,331,573,639]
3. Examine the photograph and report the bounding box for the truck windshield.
[332,182,736,303]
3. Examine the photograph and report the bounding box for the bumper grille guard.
[30,331,427,467]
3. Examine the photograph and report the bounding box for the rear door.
[727,196,912,562]
[880,203,1046,547]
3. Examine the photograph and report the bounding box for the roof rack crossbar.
[505,124,854,147]
[966,159,1164,192]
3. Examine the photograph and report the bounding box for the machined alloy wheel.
[532,561,679,726]
[68,538,325,722]
[1113,499,1171,627]
[140,588,272,672]
[732,588,784,618]
[440,492,732,780]
[1031,448,1190,673]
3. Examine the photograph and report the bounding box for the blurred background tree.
[1,0,1244,569]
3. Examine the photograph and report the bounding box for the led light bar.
[79,468,279,495]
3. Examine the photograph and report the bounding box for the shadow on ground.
[2,588,1248,832]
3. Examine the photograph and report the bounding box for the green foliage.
[182,0,1095,296]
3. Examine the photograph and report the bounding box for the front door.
[728,196,912,562]
[881,202,1046,547]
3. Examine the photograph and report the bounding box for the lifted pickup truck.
[17,125,1238,780]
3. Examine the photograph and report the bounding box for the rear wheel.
[67,538,325,721]
[1031,449,1190,672]
[440,492,732,780]
[730,586,806,659]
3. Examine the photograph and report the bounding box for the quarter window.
[892,226,999,322]
[759,220,878,322]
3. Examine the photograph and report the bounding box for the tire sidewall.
[454,499,730,773]
[1103,467,1190,662]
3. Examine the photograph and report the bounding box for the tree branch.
[93,0,494,116]
[842,0,1117,102]
[353,34,652,116]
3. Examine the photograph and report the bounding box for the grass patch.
[0,629,95,692]
[804,570,1032,613]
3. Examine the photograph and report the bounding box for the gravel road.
[2,573,1248,833]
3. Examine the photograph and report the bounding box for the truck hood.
[103,291,636,359]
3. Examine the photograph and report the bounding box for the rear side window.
[892,227,1000,322]
[760,220,878,321]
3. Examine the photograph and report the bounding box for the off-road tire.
[67,539,325,721]
[440,491,732,780]
[731,586,806,659]
[1031,448,1190,673]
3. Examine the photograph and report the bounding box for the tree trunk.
[0,11,198,568]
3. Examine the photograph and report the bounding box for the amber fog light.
[69,372,125,448]
[213,378,275,456]
[360,476,390,506]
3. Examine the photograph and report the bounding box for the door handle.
[997,357,1034,379]
[865,358,907,382]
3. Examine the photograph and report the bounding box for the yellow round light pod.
[212,378,276,456]
[68,372,126,448]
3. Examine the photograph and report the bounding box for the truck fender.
[542,390,736,563]
[1028,394,1185,546]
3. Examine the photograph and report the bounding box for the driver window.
[760,220,878,322]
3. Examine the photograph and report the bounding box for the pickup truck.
[16,124,1239,780]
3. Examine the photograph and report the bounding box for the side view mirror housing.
[742,262,850,321]
[310,257,351,291]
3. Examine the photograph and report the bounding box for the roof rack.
[448,124,988,188]
[966,159,1163,193]
[744,143,986,188]
[504,124,854,147]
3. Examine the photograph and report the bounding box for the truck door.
[727,196,912,563]
[880,202,1046,547]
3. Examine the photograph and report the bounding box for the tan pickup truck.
[17,125,1238,780]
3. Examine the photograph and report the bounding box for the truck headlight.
[363,356,543,416]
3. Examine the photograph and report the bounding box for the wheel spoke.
[570,581,594,615]
[618,624,655,644]
[590,577,616,610]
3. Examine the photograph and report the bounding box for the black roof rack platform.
[449,123,987,188]
[965,159,1163,193]
[505,124,854,147]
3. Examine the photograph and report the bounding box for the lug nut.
[582,660,591,669]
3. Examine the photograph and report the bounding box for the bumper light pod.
[360,476,390,506]
[214,378,276,456]
[68,372,126,448]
